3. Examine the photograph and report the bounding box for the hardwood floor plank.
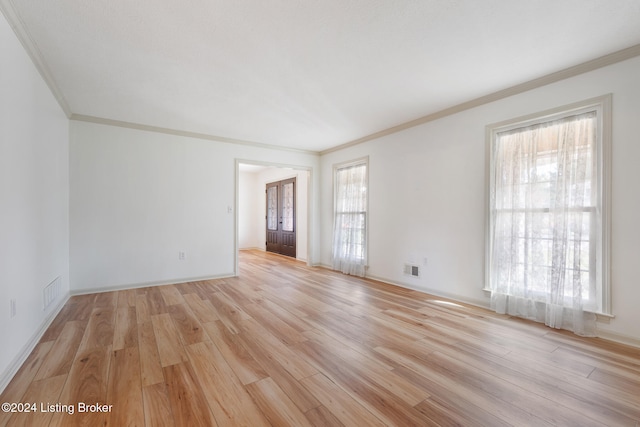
[34,321,85,381]
[51,346,111,427]
[554,345,640,379]
[299,373,387,427]
[146,287,169,316]
[77,307,116,351]
[142,382,174,427]
[414,397,478,427]
[39,303,78,343]
[501,347,639,413]
[67,294,95,306]
[201,320,268,385]
[257,289,310,320]
[307,305,426,352]
[191,280,222,300]
[151,313,188,367]
[172,281,198,296]
[304,405,345,427]
[239,317,317,381]
[504,344,596,377]
[589,367,640,396]
[445,342,640,425]
[167,303,206,346]
[424,350,607,427]
[300,320,396,370]
[245,377,313,427]
[253,297,315,334]
[430,313,560,354]
[209,291,251,334]
[106,347,144,427]
[117,289,137,308]
[243,302,308,345]
[186,340,270,426]
[301,330,429,406]
[261,286,334,318]
[113,306,138,351]
[5,375,66,427]
[136,294,151,325]
[59,296,96,326]
[183,293,219,324]
[373,346,544,426]
[138,321,165,387]
[295,339,434,426]
[163,362,217,427]
[545,331,640,368]
[217,282,261,307]
[93,291,118,308]
[236,328,321,412]
[159,286,185,307]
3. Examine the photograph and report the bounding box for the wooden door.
[266,178,296,258]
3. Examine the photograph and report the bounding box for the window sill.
[482,288,615,320]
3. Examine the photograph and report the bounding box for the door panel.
[279,179,296,257]
[265,178,296,258]
[265,183,280,254]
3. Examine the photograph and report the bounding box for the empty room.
[1,0,640,425]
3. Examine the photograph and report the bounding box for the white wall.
[0,15,70,389]
[70,121,319,292]
[238,170,261,249]
[239,167,310,261]
[320,56,640,345]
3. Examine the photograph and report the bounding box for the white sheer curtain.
[489,112,598,336]
[332,162,367,277]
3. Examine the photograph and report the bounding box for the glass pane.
[282,182,294,232]
[267,186,278,230]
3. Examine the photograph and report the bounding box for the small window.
[332,158,368,277]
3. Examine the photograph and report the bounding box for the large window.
[332,158,368,277]
[486,95,611,336]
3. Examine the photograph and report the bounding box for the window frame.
[484,95,612,315]
[333,156,369,268]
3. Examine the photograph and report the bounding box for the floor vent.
[43,276,62,310]
[403,264,420,278]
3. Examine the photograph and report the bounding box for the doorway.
[236,160,311,273]
[266,178,296,258]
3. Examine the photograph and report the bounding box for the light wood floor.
[1,250,639,426]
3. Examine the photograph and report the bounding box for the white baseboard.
[596,329,640,349]
[365,273,491,310]
[70,272,237,296]
[0,293,70,394]
[313,263,490,309]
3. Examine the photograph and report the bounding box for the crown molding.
[1,0,72,117]
[70,114,320,156]
[1,0,315,156]
[320,43,640,156]
[4,0,639,156]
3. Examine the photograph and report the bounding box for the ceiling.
[4,0,640,153]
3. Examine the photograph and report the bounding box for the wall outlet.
[10,299,16,318]
[178,251,186,260]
